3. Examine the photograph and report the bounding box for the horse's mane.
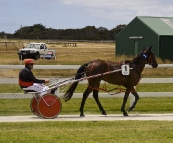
[131,50,144,64]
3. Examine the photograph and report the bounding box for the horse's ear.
[149,46,152,50]
[147,46,152,53]
[142,46,152,53]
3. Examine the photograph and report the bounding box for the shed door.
[134,40,138,55]
[160,36,173,60]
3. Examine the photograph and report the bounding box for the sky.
[1,0,173,34]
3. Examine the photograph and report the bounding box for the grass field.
[1,97,173,116]
[1,97,173,143]
[1,40,173,142]
[1,121,173,143]
[0,39,173,78]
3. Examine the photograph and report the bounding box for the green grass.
[0,83,173,93]
[0,83,173,116]
[0,121,173,143]
[0,97,173,142]
[0,97,173,116]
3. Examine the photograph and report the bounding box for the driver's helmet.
[24,59,34,65]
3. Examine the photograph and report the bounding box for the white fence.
[0,64,173,99]
[0,64,173,69]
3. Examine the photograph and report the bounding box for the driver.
[18,59,55,96]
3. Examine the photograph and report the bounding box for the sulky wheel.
[30,96,41,117]
[37,94,62,119]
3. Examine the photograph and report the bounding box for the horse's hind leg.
[121,91,130,116]
[128,91,139,112]
[93,90,106,115]
[79,87,92,117]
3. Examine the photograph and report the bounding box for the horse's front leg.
[121,91,130,116]
[128,90,139,112]
[79,87,92,117]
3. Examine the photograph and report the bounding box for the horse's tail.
[63,63,89,101]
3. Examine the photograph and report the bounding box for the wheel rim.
[38,94,62,119]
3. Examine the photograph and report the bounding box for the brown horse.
[63,46,158,116]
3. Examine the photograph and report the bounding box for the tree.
[32,24,46,31]
[12,24,126,40]
[109,24,126,40]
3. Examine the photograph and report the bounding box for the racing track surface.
[0,114,173,122]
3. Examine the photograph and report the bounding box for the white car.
[18,43,56,60]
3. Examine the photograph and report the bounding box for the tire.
[34,53,40,60]
[30,97,41,117]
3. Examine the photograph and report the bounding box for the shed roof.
[137,16,173,35]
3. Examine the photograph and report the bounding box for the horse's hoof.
[80,114,85,117]
[123,112,129,116]
[128,107,135,112]
[102,111,107,115]
[128,107,132,112]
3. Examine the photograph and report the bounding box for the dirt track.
[0,114,173,122]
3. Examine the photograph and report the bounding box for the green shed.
[115,16,173,60]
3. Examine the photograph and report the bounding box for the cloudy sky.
[0,0,173,34]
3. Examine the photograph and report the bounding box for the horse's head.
[142,46,158,68]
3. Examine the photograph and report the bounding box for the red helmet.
[24,59,34,65]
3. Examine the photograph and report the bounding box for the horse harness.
[83,60,141,94]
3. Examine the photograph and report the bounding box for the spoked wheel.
[30,96,41,117]
[37,94,62,119]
